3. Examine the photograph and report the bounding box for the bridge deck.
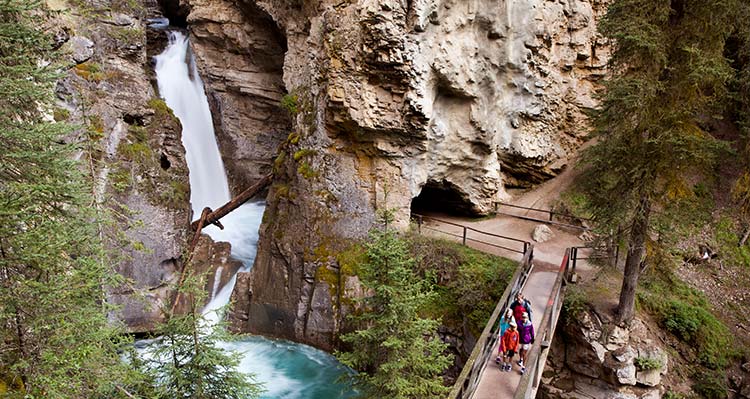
[472,260,559,399]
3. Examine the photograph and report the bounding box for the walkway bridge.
[412,204,607,399]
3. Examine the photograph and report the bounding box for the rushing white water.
[154,32,230,215]
[152,31,355,399]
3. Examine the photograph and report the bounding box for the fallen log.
[171,174,272,317]
[189,173,272,231]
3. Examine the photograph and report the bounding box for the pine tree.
[581,0,738,323]
[0,0,139,396]
[140,270,264,399]
[336,212,452,399]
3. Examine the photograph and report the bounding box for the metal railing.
[412,214,530,254]
[570,245,618,274]
[448,244,535,399]
[513,249,572,399]
[493,202,589,231]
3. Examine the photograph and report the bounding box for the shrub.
[662,300,701,341]
[408,234,517,335]
[692,370,728,399]
[280,93,299,115]
[293,148,316,161]
[639,276,735,369]
[634,356,662,371]
[53,107,70,121]
[562,285,587,323]
[714,215,750,268]
[74,62,105,82]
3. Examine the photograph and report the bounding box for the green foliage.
[578,0,741,321]
[110,166,133,192]
[662,391,687,399]
[293,148,316,161]
[408,234,517,335]
[692,370,728,399]
[0,1,141,396]
[713,215,750,268]
[638,274,735,369]
[336,220,453,399]
[159,180,190,209]
[53,107,70,121]
[562,286,587,323]
[280,93,299,115]
[139,271,264,399]
[298,161,318,179]
[634,356,662,371]
[336,243,366,277]
[119,126,152,162]
[557,189,593,221]
[147,97,175,118]
[109,26,144,46]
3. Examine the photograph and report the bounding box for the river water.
[152,31,355,399]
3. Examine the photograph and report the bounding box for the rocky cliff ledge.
[172,0,609,349]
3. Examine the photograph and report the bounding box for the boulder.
[605,346,637,386]
[607,325,630,350]
[68,36,94,64]
[533,224,555,242]
[636,368,661,387]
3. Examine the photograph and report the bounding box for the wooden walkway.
[415,212,591,398]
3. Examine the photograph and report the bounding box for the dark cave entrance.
[410,180,479,217]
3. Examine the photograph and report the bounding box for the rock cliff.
[540,311,669,399]
[165,0,609,349]
[49,0,237,332]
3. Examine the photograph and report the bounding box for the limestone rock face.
[174,0,609,349]
[67,36,94,63]
[180,0,291,194]
[542,311,671,399]
[171,0,608,348]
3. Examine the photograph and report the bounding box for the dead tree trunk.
[171,174,273,316]
[190,173,272,231]
[616,197,651,325]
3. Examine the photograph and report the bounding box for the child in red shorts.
[499,321,519,372]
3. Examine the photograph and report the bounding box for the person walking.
[496,308,515,364]
[498,321,519,372]
[510,292,533,323]
[517,312,535,375]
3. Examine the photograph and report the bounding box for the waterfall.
[151,31,355,399]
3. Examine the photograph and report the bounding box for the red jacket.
[500,328,519,353]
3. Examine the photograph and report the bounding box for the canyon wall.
[172,0,609,349]
[49,0,238,332]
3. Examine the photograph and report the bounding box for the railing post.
[462,227,467,245]
[417,215,422,235]
[549,206,554,222]
[572,247,578,272]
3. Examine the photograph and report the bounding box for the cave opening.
[410,180,479,217]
